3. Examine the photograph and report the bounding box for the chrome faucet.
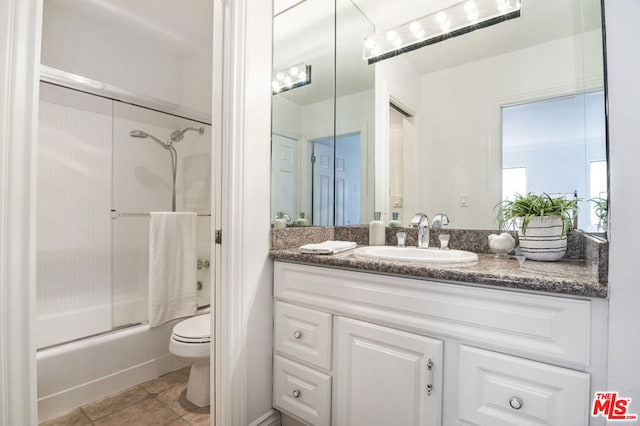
[410,213,430,248]
[431,213,449,230]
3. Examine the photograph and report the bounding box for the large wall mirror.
[271,0,607,233]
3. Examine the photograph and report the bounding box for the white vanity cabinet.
[273,261,605,426]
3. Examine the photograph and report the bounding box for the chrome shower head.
[129,130,149,138]
[129,129,170,150]
[169,127,205,144]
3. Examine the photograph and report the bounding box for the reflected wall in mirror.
[271,0,607,232]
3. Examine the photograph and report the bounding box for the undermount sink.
[353,246,479,265]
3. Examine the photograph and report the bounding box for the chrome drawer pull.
[292,389,301,399]
[293,330,302,340]
[509,397,523,410]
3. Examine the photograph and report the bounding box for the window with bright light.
[502,167,527,201]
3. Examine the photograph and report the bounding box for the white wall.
[605,0,640,406]
[219,0,275,423]
[419,30,604,229]
[41,3,212,116]
[374,55,421,221]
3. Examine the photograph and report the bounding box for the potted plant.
[496,192,579,261]
[589,197,608,232]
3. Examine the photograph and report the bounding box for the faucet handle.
[431,213,449,230]
[410,212,429,228]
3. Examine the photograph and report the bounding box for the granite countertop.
[270,248,608,298]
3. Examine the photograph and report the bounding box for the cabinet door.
[458,345,590,426]
[333,317,443,426]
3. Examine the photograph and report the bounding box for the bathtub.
[37,319,186,422]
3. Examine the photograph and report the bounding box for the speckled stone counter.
[270,248,608,298]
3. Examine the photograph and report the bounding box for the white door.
[312,135,361,226]
[271,134,298,221]
[333,317,443,426]
[312,140,334,225]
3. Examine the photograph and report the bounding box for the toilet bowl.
[169,313,211,407]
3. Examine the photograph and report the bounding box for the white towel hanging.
[148,212,198,327]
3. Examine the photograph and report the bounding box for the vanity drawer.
[273,355,331,426]
[458,345,590,426]
[275,301,332,371]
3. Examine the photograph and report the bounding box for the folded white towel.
[148,212,198,327]
[299,240,357,255]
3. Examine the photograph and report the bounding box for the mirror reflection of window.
[502,90,606,232]
[502,167,527,201]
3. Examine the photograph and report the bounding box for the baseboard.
[249,409,282,426]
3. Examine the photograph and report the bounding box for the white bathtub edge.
[38,352,184,422]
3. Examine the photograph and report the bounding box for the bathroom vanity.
[270,251,607,426]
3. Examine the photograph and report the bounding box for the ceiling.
[46,0,213,55]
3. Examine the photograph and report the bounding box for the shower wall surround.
[36,82,212,348]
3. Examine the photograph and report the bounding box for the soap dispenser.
[388,211,402,228]
[369,212,385,246]
[296,212,308,226]
[273,212,291,229]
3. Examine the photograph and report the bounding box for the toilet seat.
[171,314,211,344]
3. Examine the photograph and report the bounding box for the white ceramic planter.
[517,216,567,261]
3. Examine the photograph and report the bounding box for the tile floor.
[40,367,209,426]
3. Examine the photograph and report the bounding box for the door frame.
[0,0,42,424]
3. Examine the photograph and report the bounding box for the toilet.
[169,313,211,407]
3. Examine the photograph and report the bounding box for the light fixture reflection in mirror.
[272,63,312,95]
[363,0,522,63]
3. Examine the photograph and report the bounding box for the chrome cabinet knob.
[509,397,523,410]
[292,389,301,399]
[293,330,302,340]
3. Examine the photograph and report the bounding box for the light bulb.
[467,10,479,21]
[497,0,509,12]
[409,21,422,34]
[272,81,280,91]
[276,72,285,82]
[386,30,398,42]
[284,76,292,87]
[414,29,426,39]
[392,37,402,47]
[440,20,451,32]
[371,46,380,56]
[435,12,447,24]
[290,66,300,76]
[464,1,477,14]
[364,37,376,49]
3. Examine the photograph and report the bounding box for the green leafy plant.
[589,197,608,222]
[496,192,580,236]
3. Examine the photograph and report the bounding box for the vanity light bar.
[272,63,312,95]
[363,0,522,64]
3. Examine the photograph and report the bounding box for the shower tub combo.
[36,67,213,422]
